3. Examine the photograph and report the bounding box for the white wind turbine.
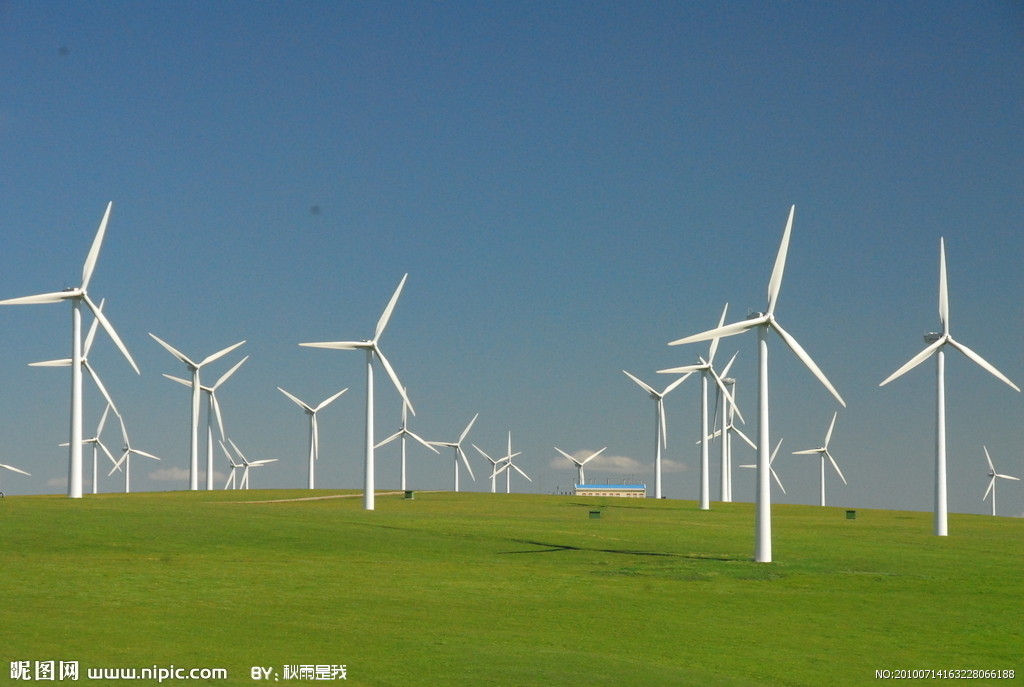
[740,439,786,495]
[669,206,845,562]
[61,403,118,495]
[710,355,755,502]
[375,393,438,491]
[220,441,244,490]
[494,432,531,494]
[473,444,520,493]
[982,446,1019,517]
[300,274,413,511]
[0,202,139,498]
[554,446,607,486]
[165,356,249,490]
[224,439,277,490]
[429,414,479,492]
[107,414,161,493]
[150,335,246,491]
[879,238,1019,536]
[660,304,741,510]
[622,371,691,499]
[0,462,31,495]
[792,412,847,506]
[279,386,349,490]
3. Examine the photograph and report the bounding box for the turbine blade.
[669,316,767,346]
[198,340,246,368]
[554,447,578,464]
[374,347,412,409]
[459,413,480,444]
[459,448,476,481]
[792,449,821,455]
[770,321,845,406]
[825,449,847,485]
[85,363,121,417]
[661,372,692,395]
[938,238,948,335]
[277,387,313,412]
[707,303,729,364]
[211,393,226,441]
[311,414,320,459]
[0,463,31,476]
[658,399,668,448]
[512,463,532,482]
[657,363,704,374]
[720,350,739,378]
[733,426,757,451]
[407,430,440,453]
[983,446,995,473]
[0,290,73,305]
[946,337,1021,392]
[374,431,403,449]
[29,359,72,367]
[472,444,494,461]
[879,337,945,387]
[83,298,104,355]
[766,205,795,315]
[84,294,139,374]
[622,370,657,396]
[315,387,349,411]
[824,411,838,447]
[149,333,195,366]
[81,201,113,290]
[213,355,248,389]
[375,273,408,341]
[583,447,607,464]
[983,476,995,501]
[299,340,368,350]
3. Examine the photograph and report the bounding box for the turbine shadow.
[500,538,739,562]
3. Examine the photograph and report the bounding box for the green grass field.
[1,490,1020,686]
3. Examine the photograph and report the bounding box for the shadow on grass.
[501,538,742,562]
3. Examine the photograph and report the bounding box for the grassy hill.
[0,491,1019,685]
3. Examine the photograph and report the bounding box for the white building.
[573,484,646,498]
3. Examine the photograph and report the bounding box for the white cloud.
[150,467,195,482]
[46,477,66,489]
[548,450,687,475]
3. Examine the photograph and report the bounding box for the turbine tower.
[622,371,691,499]
[150,335,245,491]
[792,412,847,506]
[300,274,413,511]
[278,386,349,489]
[982,446,1019,516]
[555,446,607,486]
[375,393,438,491]
[669,206,845,562]
[0,202,139,498]
[879,239,1019,535]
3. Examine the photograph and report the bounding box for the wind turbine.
[669,206,845,562]
[107,414,161,493]
[278,386,349,490]
[622,371,691,499]
[150,334,245,491]
[879,239,1019,536]
[741,439,786,495]
[429,413,478,492]
[792,412,847,506]
[982,446,1020,517]
[220,441,244,490]
[554,446,607,486]
[494,432,531,494]
[0,202,139,498]
[375,392,438,491]
[0,462,31,495]
[472,444,520,493]
[299,274,413,511]
[165,355,249,490]
[224,439,277,490]
[60,403,118,495]
[659,304,740,510]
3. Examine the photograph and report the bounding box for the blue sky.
[1,2,1022,519]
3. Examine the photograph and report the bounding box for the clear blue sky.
[1,2,1021,518]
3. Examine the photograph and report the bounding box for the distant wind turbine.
[740,439,786,495]
[300,274,413,511]
[60,403,117,495]
[669,206,845,563]
[278,386,349,490]
[660,303,739,510]
[224,439,277,490]
[165,355,249,490]
[150,334,245,491]
[429,414,478,492]
[375,393,438,491]
[108,414,161,493]
[792,412,847,506]
[982,446,1020,517]
[0,202,139,498]
[879,238,1019,536]
[473,444,520,493]
[622,371,691,499]
[494,432,531,493]
[554,446,607,486]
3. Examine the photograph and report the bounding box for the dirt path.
[224,491,408,504]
